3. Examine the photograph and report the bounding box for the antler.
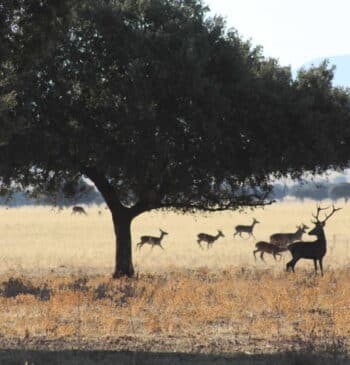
[312,204,342,224]
[311,204,330,223]
[323,205,342,224]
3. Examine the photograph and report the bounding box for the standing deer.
[71,206,87,215]
[286,205,341,276]
[197,230,224,249]
[136,229,168,250]
[234,218,259,239]
[253,241,286,262]
[270,224,309,248]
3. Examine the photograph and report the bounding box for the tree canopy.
[1,0,350,276]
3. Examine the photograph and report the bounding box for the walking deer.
[270,224,309,248]
[286,205,341,276]
[253,241,286,262]
[234,218,259,239]
[136,229,168,250]
[71,206,87,215]
[197,230,224,249]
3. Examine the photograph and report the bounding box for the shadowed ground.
[0,350,349,365]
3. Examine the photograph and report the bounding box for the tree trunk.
[83,168,140,278]
[111,208,135,278]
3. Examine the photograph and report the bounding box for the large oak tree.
[1,0,350,277]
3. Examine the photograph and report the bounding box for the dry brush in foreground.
[0,267,349,354]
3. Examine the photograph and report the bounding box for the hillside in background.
[297,55,350,88]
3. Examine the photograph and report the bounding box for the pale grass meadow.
[0,201,349,354]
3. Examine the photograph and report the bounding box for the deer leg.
[253,249,259,261]
[313,259,318,274]
[233,232,238,238]
[197,240,203,249]
[319,259,324,276]
[274,252,283,261]
[136,242,142,250]
[159,244,164,250]
[260,251,265,262]
[286,260,293,272]
[286,257,299,272]
[292,257,300,272]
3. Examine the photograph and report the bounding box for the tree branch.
[156,198,276,212]
[83,166,123,211]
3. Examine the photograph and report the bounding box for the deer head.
[160,229,169,236]
[297,223,309,233]
[217,230,224,238]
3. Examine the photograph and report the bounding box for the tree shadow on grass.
[0,350,349,365]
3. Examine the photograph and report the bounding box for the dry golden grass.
[0,269,349,353]
[0,201,349,353]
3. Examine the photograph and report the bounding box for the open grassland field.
[0,201,350,356]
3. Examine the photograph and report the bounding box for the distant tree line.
[272,180,350,202]
[0,178,103,207]
[2,179,350,207]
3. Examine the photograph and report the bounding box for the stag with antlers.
[286,205,341,276]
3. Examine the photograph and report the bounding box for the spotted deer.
[270,224,309,248]
[71,206,87,215]
[286,205,341,276]
[197,230,224,249]
[136,229,168,250]
[253,241,286,262]
[234,218,259,239]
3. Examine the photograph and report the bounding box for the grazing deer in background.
[71,206,87,215]
[234,218,259,239]
[197,230,224,249]
[286,205,341,276]
[253,241,286,262]
[270,224,309,248]
[51,206,64,214]
[136,229,168,250]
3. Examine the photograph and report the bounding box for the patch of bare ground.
[0,268,349,356]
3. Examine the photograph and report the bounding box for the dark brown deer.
[234,218,259,239]
[270,224,309,248]
[136,229,168,250]
[197,230,224,249]
[71,206,87,215]
[286,205,341,276]
[253,241,286,262]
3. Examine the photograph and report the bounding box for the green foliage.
[3,0,349,212]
